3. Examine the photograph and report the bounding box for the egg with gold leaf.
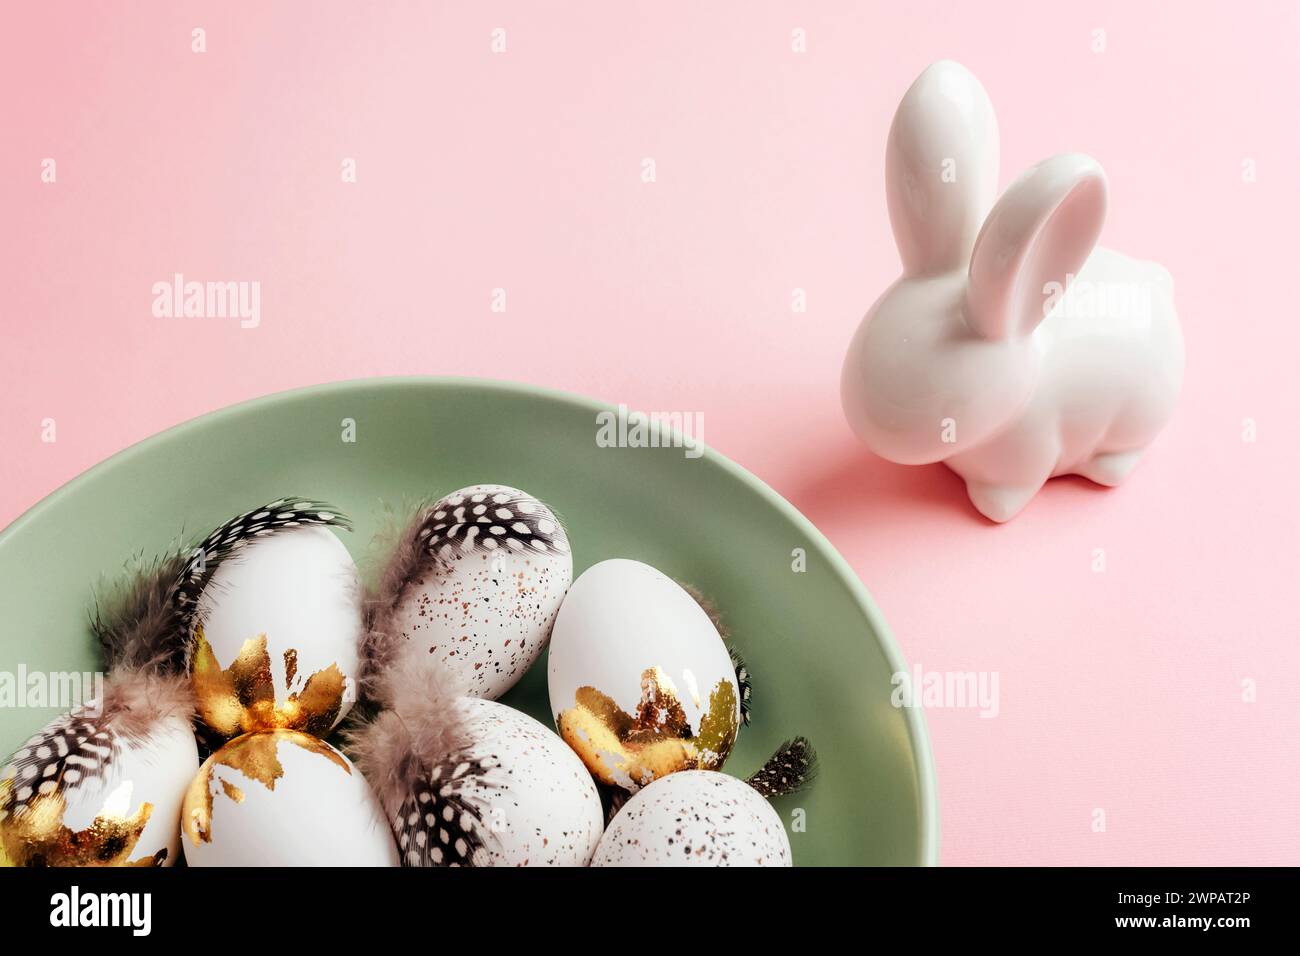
[184,499,362,743]
[1,687,197,867]
[371,484,572,701]
[547,558,741,794]
[2,538,217,869]
[181,729,398,866]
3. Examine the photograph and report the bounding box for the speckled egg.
[389,485,572,700]
[190,516,362,742]
[181,729,397,867]
[1,704,198,867]
[548,559,740,793]
[392,697,603,867]
[592,769,791,867]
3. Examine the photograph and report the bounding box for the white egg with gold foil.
[592,769,791,867]
[184,500,362,742]
[181,729,398,866]
[379,484,572,700]
[547,558,740,793]
[1,701,198,867]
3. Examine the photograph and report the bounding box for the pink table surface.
[2,2,1297,865]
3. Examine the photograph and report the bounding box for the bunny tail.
[680,582,752,726]
[746,737,819,798]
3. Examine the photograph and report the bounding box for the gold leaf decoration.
[557,667,738,791]
[0,778,163,867]
[191,627,347,740]
[182,729,350,847]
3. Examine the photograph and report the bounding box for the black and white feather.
[0,670,192,822]
[390,751,496,866]
[729,645,752,726]
[344,648,498,867]
[173,497,351,636]
[415,488,570,565]
[746,736,819,798]
[0,710,118,822]
[89,497,350,672]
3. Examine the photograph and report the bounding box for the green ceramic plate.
[0,377,937,866]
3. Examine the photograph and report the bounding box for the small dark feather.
[597,781,631,825]
[680,582,752,726]
[390,753,496,867]
[90,551,190,674]
[729,645,752,727]
[746,736,819,798]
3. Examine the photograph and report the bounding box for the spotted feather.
[416,489,569,565]
[0,707,121,822]
[0,670,193,822]
[746,736,819,798]
[392,753,496,867]
[173,498,351,635]
[729,645,752,726]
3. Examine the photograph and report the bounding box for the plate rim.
[0,375,940,865]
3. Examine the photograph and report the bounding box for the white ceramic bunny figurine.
[841,61,1184,522]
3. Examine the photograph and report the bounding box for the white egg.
[181,729,397,867]
[464,698,602,866]
[191,525,362,740]
[392,698,603,867]
[592,770,791,867]
[1,705,198,867]
[547,559,740,792]
[390,484,571,700]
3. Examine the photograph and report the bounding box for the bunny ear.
[886,60,1000,276]
[965,153,1108,341]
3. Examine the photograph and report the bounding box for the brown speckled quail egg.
[451,698,603,867]
[390,484,572,700]
[591,769,791,867]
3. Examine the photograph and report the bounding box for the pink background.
[2,2,1297,865]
